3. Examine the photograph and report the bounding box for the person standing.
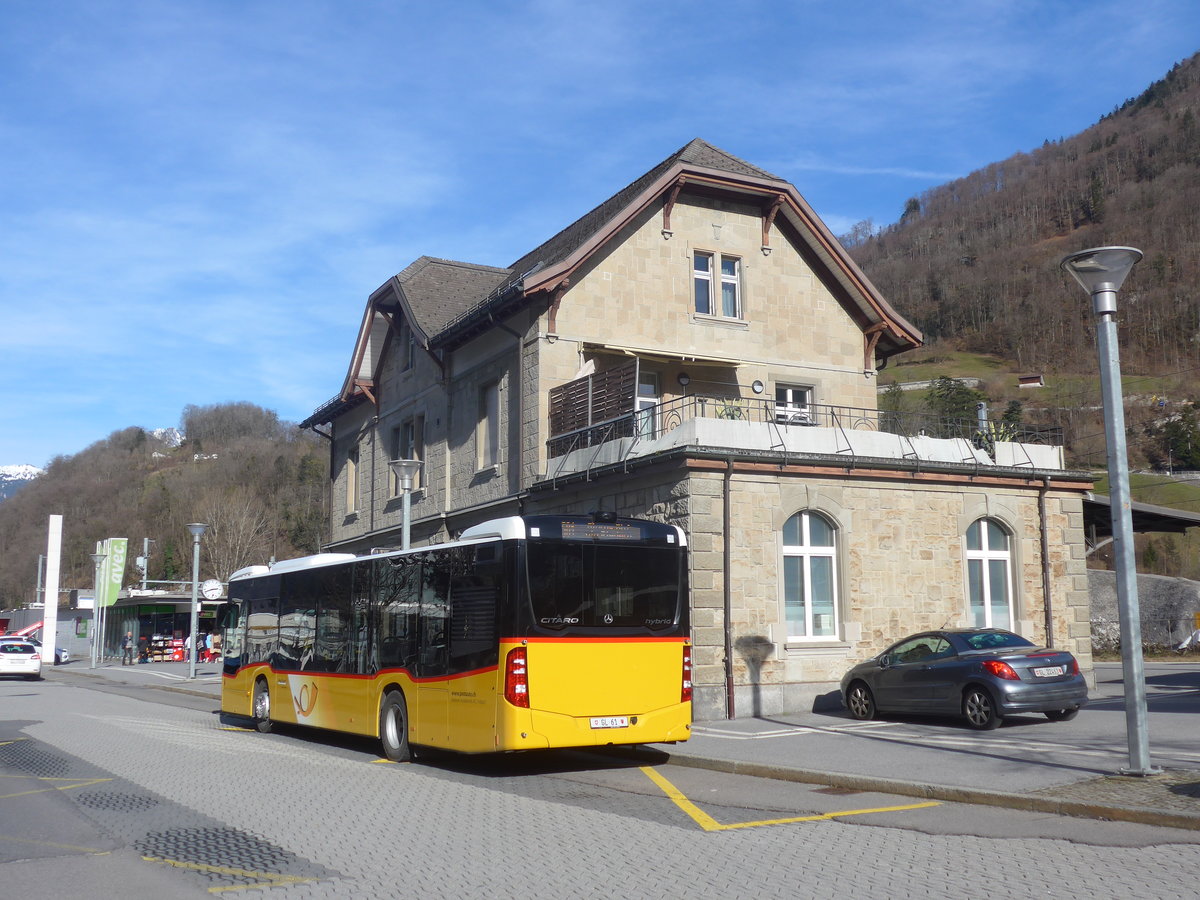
[121,631,134,666]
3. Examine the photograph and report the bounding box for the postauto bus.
[217,513,692,760]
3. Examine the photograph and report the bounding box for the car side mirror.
[876,655,890,669]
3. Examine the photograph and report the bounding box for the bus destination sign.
[559,520,641,541]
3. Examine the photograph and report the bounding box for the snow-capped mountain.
[0,464,42,501]
[151,427,183,447]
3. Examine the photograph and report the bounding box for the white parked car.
[0,635,67,665]
[0,640,42,680]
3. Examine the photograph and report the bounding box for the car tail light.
[982,659,1020,680]
[681,645,693,703]
[504,646,529,708]
[1068,656,1080,675]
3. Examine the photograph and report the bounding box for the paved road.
[2,667,1200,898]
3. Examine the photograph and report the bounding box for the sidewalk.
[49,658,1200,831]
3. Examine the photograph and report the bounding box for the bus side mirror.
[215,603,232,630]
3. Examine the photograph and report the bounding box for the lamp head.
[1060,246,1142,296]
[388,458,422,491]
[186,523,209,539]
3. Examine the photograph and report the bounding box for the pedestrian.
[184,633,192,662]
[121,631,134,666]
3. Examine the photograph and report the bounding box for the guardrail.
[546,395,1062,460]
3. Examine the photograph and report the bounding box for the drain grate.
[136,827,299,872]
[76,791,161,813]
[0,740,71,778]
[134,826,334,890]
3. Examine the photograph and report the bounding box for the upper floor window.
[775,385,813,425]
[693,251,741,319]
[965,518,1013,629]
[400,321,416,372]
[477,382,500,470]
[345,445,360,513]
[782,511,838,640]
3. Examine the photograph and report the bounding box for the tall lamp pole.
[186,523,209,680]
[1060,246,1159,777]
[89,551,106,669]
[388,459,423,551]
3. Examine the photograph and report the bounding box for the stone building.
[301,139,1094,720]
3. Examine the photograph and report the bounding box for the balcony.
[544,395,1066,482]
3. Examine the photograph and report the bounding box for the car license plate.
[1033,665,1064,677]
[590,716,629,729]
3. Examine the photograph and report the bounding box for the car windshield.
[960,631,1035,652]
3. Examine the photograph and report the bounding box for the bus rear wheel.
[253,679,273,734]
[379,691,411,762]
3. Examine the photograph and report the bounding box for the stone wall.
[1087,569,1200,649]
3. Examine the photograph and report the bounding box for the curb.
[619,747,1200,832]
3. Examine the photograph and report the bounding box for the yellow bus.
[218,513,692,760]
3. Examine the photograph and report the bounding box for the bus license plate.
[1033,665,1064,677]
[590,716,629,729]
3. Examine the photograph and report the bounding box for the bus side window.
[374,556,420,672]
[313,566,352,673]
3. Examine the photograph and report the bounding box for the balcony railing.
[546,395,1063,471]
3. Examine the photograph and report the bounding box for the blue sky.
[3,0,1198,467]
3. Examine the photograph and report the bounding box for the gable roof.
[431,138,922,356]
[311,139,923,425]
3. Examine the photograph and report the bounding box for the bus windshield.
[525,543,682,632]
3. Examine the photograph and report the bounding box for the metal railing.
[546,395,1063,460]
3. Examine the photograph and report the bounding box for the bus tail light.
[682,645,693,703]
[504,647,530,708]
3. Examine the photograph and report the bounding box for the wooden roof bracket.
[353,379,378,412]
[661,178,686,238]
[546,280,570,334]
[761,194,785,253]
[863,324,885,373]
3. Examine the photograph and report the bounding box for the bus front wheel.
[253,679,273,734]
[379,691,411,762]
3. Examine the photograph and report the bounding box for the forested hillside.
[0,403,326,609]
[846,52,1200,376]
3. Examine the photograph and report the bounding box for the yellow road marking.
[0,774,112,800]
[640,766,939,831]
[0,833,110,853]
[141,855,317,893]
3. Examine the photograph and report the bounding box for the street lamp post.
[186,523,209,680]
[1061,246,1159,777]
[89,551,106,669]
[388,459,423,551]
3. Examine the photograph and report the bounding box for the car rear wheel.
[962,686,1001,730]
[1044,708,1079,722]
[846,681,876,720]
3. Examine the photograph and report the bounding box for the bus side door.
[414,556,449,746]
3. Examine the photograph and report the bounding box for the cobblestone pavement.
[4,673,1200,899]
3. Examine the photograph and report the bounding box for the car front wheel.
[963,686,1001,730]
[846,682,876,720]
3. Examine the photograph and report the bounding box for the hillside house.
[301,139,1094,719]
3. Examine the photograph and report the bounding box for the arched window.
[965,518,1014,629]
[782,511,838,639]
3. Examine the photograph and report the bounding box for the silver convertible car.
[840,628,1087,730]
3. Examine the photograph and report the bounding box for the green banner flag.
[100,538,129,607]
